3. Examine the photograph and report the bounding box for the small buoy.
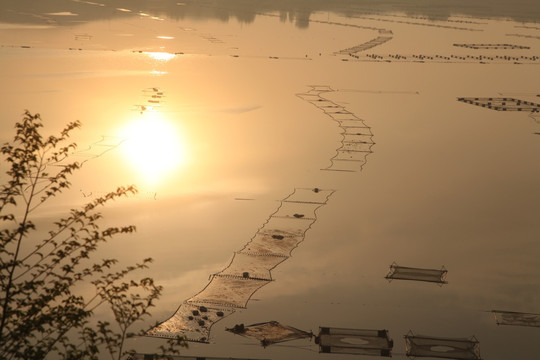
[233,324,245,333]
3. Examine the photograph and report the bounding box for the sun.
[119,113,185,184]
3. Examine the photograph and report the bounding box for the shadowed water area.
[1,0,539,359]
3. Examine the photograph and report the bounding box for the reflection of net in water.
[404,332,481,360]
[492,310,540,327]
[47,135,124,170]
[26,135,124,196]
[70,136,124,160]
[147,188,334,342]
[297,86,375,172]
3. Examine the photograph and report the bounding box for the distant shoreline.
[2,0,539,28]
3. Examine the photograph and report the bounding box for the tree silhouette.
[0,111,186,359]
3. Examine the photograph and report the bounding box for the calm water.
[1,1,539,359]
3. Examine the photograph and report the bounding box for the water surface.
[1,1,539,359]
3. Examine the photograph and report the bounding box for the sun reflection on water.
[146,52,177,61]
[119,112,186,185]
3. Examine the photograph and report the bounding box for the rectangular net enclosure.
[216,252,286,281]
[147,188,334,342]
[453,43,530,49]
[335,35,393,54]
[404,332,481,360]
[145,302,235,343]
[239,231,306,257]
[187,275,271,309]
[457,97,540,112]
[334,149,373,161]
[226,321,313,347]
[491,310,540,327]
[296,86,375,172]
[385,263,448,284]
[271,200,321,220]
[338,119,372,129]
[317,327,393,357]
